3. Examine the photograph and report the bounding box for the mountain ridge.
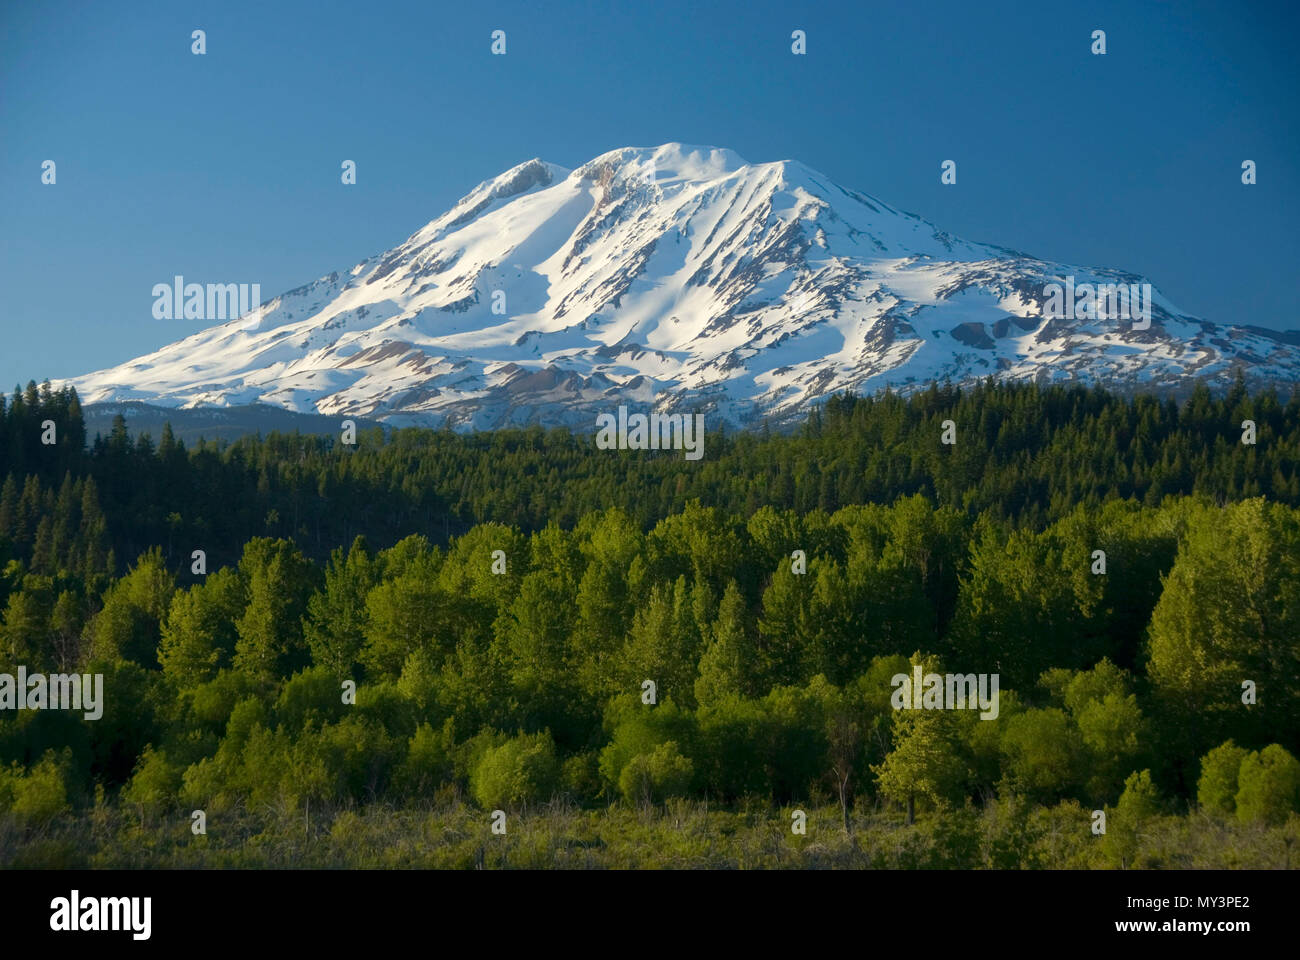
[59,143,1300,431]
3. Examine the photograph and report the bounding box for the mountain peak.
[575,143,750,184]
[59,145,1300,431]
[422,157,569,238]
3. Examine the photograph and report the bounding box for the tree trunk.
[906,794,915,826]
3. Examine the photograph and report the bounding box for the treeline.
[1,375,1299,867]
[2,495,1299,861]
[2,373,1299,581]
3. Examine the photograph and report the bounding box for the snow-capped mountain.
[63,143,1300,430]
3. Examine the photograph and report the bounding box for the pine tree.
[0,474,18,539]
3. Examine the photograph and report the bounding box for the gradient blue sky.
[2,0,1296,392]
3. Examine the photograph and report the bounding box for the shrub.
[1196,740,1249,816]
[471,731,559,811]
[617,740,694,807]
[1235,744,1300,826]
[11,750,71,826]
[122,744,181,813]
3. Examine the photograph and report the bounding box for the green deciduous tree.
[1148,500,1300,753]
[872,654,972,823]
[1235,744,1300,825]
[617,740,693,808]
[88,547,175,667]
[232,538,316,685]
[1197,740,1249,817]
[471,730,559,811]
[158,567,244,687]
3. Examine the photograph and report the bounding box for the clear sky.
[2,0,1296,392]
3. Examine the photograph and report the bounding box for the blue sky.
[1,0,1296,392]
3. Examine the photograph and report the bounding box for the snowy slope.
[62,143,1300,430]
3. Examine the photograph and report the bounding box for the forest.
[1,374,1298,868]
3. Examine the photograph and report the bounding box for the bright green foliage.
[274,665,348,732]
[122,744,181,813]
[756,562,810,688]
[949,529,1088,690]
[617,740,694,807]
[1197,740,1249,817]
[501,568,584,741]
[8,749,72,825]
[471,730,560,811]
[872,654,972,821]
[998,708,1083,803]
[88,547,174,667]
[396,719,457,799]
[694,580,755,707]
[1048,660,1147,803]
[1117,768,1162,819]
[1235,744,1300,825]
[1103,769,1163,868]
[232,538,317,684]
[436,522,528,616]
[2,378,1300,867]
[622,576,704,708]
[598,697,697,797]
[158,567,244,687]
[304,536,376,679]
[1148,499,1300,750]
[361,547,443,680]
